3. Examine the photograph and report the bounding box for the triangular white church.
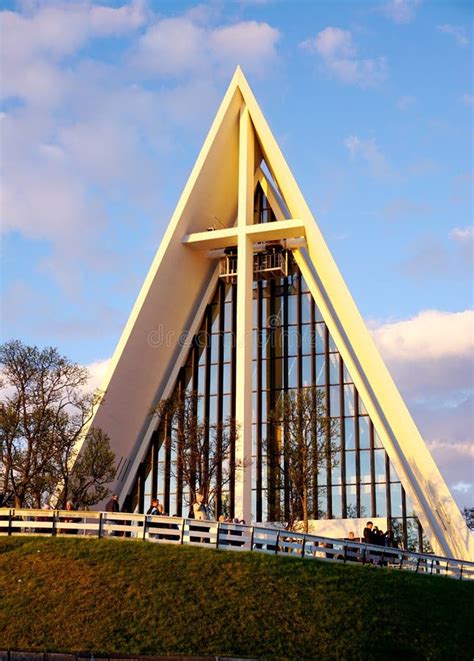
[85,68,472,561]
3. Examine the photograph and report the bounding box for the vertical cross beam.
[235,106,254,522]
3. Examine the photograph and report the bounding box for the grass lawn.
[0,536,473,660]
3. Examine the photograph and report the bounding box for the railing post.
[250,525,255,551]
[142,515,147,541]
[216,522,220,549]
[302,535,306,559]
[275,530,280,555]
[180,518,185,545]
[459,564,463,581]
[51,511,57,537]
[7,509,12,536]
[98,512,103,538]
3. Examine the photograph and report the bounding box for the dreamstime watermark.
[147,318,323,351]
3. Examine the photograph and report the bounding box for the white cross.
[182,107,306,522]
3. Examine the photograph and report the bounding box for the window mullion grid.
[354,389,361,518]
[324,325,332,518]
[256,280,263,522]
[385,452,392,528]
[369,420,376,518]
[268,279,277,520]
[339,356,346,518]
[283,276,290,520]
[310,299,318,519]
[215,280,225,517]
[163,413,172,516]
[229,282,237,519]
[401,485,408,549]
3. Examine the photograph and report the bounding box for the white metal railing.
[1,508,472,581]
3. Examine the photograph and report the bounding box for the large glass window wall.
[127,188,430,552]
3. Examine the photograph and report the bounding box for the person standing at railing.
[105,494,121,537]
[64,500,78,535]
[192,493,210,543]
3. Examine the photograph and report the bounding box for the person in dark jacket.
[363,521,375,544]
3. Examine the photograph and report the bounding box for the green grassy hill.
[0,537,473,660]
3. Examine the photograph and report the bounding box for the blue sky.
[1,0,473,507]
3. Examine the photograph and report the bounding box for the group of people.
[363,520,396,547]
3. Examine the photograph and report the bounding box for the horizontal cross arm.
[183,219,305,250]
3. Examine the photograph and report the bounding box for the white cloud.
[210,21,280,76]
[1,3,280,294]
[452,481,474,494]
[300,27,386,88]
[371,310,474,507]
[131,17,280,77]
[344,135,392,179]
[438,24,469,46]
[379,0,422,24]
[451,226,474,244]
[86,358,112,391]
[371,309,474,363]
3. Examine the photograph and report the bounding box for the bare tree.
[0,340,115,508]
[267,386,339,533]
[157,390,239,517]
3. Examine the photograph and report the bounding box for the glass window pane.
[210,333,219,361]
[329,353,339,384]
[301,293,312,322]
[345,450,356,483]
[360,450,371,482]
[359,397,368,416]
[209,395,217,423]
[287,326,300,355]
[223,332,233,362]
[318,487,327,518]
[332,486,342,518]
[390,483,402,517]
[316,354,326,385]
[197,365,206,395]
[344,385,355,416]
[288,295,298,324]
[288,357,298,388]
[374,449,386,483]
[345,417,355,450]
[223,362,231,394]
[315,305,324,322]
[346,485,357,516]
[222,394,231,419]
[375,484,387,517]
[343,364,353,384]
[330,385,340,416]
[316,324,325,353]
[359,416,370,449]
[302,354,312,387]
[360,485,371,519]
[328,334,337,352]
[210,364,218,395]
[331,452,342,485]
[301,324,313,354]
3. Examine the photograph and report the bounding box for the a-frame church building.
[84,68,473,561]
